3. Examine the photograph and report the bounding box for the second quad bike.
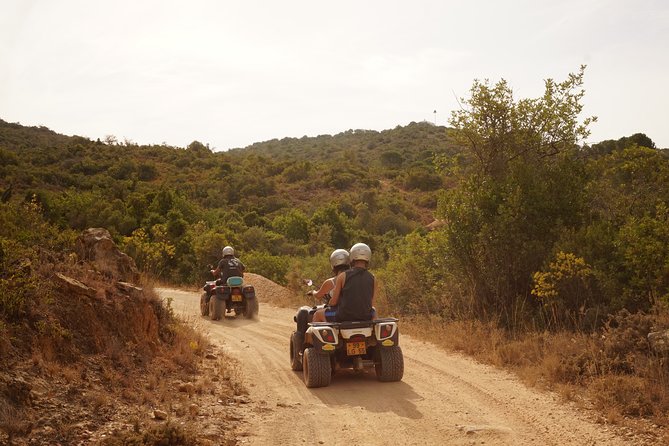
[289,304,404,388]
[200,276,258,321]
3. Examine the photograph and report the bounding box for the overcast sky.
[1,0,668,150]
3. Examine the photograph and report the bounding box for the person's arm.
[371,273,378,306]
[211,260,223,277]
[328,273,346,306]
[313,278,335,299]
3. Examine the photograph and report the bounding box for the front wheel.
[303,347,331,388]
[290,332,304,371]
[200,292,210,317]
[375,346,404,382]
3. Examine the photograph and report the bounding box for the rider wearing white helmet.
[313,243,377,322]
[211,245,245,282]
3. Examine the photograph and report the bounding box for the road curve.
[157,280,633,446]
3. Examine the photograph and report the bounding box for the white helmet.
[222,246,235,257]
[349,243,371,262]
[329,249,350,268]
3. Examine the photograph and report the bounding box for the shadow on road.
[298,370,424,420]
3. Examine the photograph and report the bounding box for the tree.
[450,65,596,178]
[380,150,404,168]
[187,140,212,156]
[310,204,351,249]
[272,209,309,244]
[434,68,595,326]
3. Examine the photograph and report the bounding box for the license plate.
[346,341,366,356]
[232,294,242,302]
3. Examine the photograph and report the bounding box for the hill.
[0,118,460,285]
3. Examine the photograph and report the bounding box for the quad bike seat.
[226,276,244,286]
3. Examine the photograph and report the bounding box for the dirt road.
[158,275,636,446]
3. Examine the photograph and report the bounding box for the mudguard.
[215,285,231,301]
[295,306,313,333]
[242,285,256,300]
[305,323,340,353]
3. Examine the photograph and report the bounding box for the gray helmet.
[329,249,350,268]
[222,246,235,257]
[349,243,371,262]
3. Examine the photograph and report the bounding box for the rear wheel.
[209,297,223,321]
[303,347,331,388]
[375,346,404,382]
[244,298,259,319]
[290,332,304,371]
[200,292,209,317]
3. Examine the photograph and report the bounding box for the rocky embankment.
[0,229,246,446]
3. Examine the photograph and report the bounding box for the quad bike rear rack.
[308,317,398,329]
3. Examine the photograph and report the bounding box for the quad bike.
[289,281,404,388]
[200,276,258,321]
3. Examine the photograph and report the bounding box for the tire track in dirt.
[158,275,638,446]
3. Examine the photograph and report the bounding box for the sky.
[1,0,668,151]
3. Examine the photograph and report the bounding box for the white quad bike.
[289,284,404,388]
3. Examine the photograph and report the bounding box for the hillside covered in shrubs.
[0,117,455,286]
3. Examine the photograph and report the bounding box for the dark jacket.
[217,257,245,282]
[336,267,374,322]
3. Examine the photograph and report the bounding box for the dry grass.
[0,405,33,442]
[85,391,111,414]
[101,422,198,446]
[401,312,669,434]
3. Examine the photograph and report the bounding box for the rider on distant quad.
[312,243,377,323]
[211,246,245,283]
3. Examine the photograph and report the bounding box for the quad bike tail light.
[320,329,336,343]
[378,323,395,340]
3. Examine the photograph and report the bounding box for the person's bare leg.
[312,308,326,322]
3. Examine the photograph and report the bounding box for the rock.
[153,409,168,420]
[426,219,446,231]
[76,228,140,282]
[2,377,32,405]
[205,353,217,360]
[179,382,195,394]
[116,281,143,298]
[54,273,97,298]
[189,404,199,416]
[648,329,669,354]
